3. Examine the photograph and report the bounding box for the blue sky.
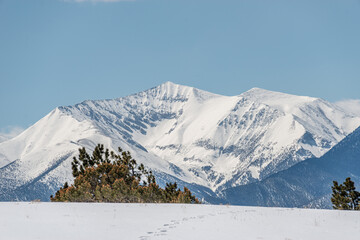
[1,0,360,132]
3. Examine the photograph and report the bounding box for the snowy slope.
[1,203,359,240]
[0,82,359,202]
[224,126,360,208]
[54,82,360,190]
[335,99,360,117]
[0,109,179,201]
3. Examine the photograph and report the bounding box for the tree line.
[51,143,360,209]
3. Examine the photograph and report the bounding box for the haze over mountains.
[0,82,359,205]
[0,127,24,144]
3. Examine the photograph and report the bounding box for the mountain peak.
[243,87,308,98]
[241,87,318,110]
[160,81,181,87]
[139,82,219,101]
[155,81,193,92]
[246,87,269,93]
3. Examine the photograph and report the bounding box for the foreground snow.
[0,203,359,240]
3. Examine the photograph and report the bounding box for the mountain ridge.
[0,82,359,203]
[224,125,360,208]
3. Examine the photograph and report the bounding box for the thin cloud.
[0,126,25,143]
[334,99,360,116]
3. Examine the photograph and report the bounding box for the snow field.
[0,203,359,240]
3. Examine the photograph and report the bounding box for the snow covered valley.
[1,202,359,240]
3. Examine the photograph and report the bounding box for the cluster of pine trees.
[331,177,360,210]
[51,144,200,204]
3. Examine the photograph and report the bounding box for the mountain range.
[0,82,359,205]
[224,125,360,208]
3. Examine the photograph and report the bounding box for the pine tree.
[51,144,200,204]
[331,177,360,210]
[164,182,180,202]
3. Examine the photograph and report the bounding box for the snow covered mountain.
[0,82,359,202]
[224,125,360,208]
